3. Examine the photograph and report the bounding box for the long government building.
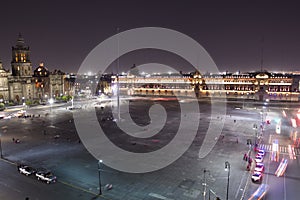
[106,70,300,102]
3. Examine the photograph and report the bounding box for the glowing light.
[276,124,281,134]
[291,118,297,128]
[275,158,288,177]
[282,110,287,117]
[49,98,54,104]
[288,145,296,160]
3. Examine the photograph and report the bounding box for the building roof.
[12,33,29,50]
[33,62,49,77]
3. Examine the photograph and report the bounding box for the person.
[248,157,252,165]
[243,153,247,161]
[12,138,15,142]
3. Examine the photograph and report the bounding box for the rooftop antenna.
[260,36,264,72]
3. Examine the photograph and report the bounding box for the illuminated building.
[107,70,300,101]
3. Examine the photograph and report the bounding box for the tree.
[128,64,140,76]
[0,103,5,111]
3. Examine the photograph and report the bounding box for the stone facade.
[106,71,300,102]
[0,59,10,102]
[0,34,73,104]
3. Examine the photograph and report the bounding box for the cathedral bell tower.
[11,33,32,77]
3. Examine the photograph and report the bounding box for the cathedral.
[0,34,72,104]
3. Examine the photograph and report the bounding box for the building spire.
[260,36,264,72]
[16,32,25,47]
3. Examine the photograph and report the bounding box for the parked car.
[257,149,265,157]
[17,164,36,176]
[36,171,57,184]
[255,163,264,172]
[252,171,263,183]
[255,155,264,163]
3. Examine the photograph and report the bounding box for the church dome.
[34,62,49,77]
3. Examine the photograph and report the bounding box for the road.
[244,103,300,200]
[0,158,102,200]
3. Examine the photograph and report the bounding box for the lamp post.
[22,97,25,110]
[49,98,54,112]
[98,160,103,195]
[225,161,230,200]
[203,169,210,200]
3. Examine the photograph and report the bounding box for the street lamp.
[49,98,54,112]
[98,159,103,195]
[22,97,25,110]
[203,169,210,200]
[225,161,230,200]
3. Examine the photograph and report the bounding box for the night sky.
[0,0,300,73]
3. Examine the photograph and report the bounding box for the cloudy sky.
[0,0,299,74]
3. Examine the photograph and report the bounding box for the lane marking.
[0,158,17,165]
[240,171,251,200]
[235,170,248,199]
[283,173,287,200]
[58,180,113,200]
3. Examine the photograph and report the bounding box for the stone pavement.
[0,100,265,200]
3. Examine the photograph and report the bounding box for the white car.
[255,155,263,163]
[255,163,264,172]
[18,164,36,176]
[252,171,263,183]
[257,149,265,157]
[36,171,57,184]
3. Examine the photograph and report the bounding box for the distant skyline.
[1,1,300,74]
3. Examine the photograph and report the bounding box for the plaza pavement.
[0,99,270,200]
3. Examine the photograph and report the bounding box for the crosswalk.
[258,144,300,155]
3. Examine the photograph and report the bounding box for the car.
[14,110,26,117]
[275,158,288,177]
[255,155,263,163]
[255,163,264,172]
[257,149,265,157]
[35,171,57,184]
[252,171,263,183]
[248,184,269,200]
[18,164,36,176]
[3,115,12,119]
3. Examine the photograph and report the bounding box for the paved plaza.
[0,98,299,200]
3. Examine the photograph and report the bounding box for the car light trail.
[275,158,288,177]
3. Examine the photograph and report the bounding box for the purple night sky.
[0,0,299,73]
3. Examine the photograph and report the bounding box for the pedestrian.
[247,164,250,171]
[243,153,247,161]
[12,138,15,142]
